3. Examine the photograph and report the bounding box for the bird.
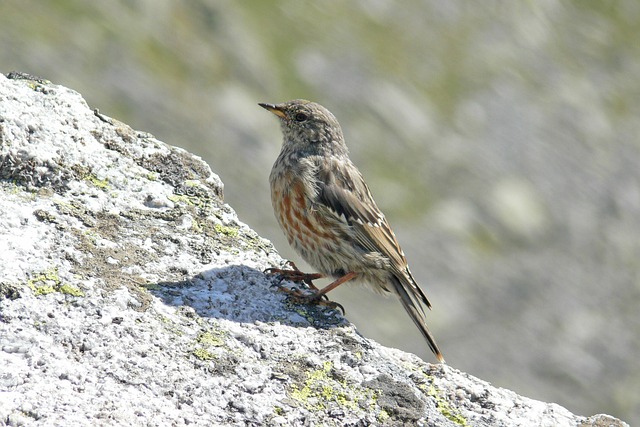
[259,99,444,363]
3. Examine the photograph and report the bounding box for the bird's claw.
[276,286,345,314]
[265,262,343,313]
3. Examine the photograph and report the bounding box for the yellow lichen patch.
[58,283,85,297]
[192,348,215,361]
[27,267,84,297]
[191,329,227,361]
[288,361,377,413]
[87,174,110,190]
[197,331,225,347]
[168,194,197,206]
[213,223,239,237]
[427,384,470,426]
[377,409,390,423]
[167,185,214,209]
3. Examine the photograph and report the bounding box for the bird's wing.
[317,158,431,309]
[317,157,444,362]
[318,164,401,262]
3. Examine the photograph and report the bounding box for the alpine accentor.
[260,99,444,363]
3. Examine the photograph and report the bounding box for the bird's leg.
[311,272,358,299]
[292,272,358,313]
[264,263,355,313]
[264,261,323,288]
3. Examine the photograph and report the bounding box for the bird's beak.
[258,102,286,119]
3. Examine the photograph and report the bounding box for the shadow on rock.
[149,264,348,329]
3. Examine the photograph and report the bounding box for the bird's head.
[259,99,346,155]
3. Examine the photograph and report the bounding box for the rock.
[0,72,629,426]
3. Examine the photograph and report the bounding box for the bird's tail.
[391,274,445,364]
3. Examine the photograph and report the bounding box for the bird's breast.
[270,167,345,257]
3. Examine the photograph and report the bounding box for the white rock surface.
[0,72,629,426]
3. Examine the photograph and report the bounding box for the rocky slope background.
[0,73,629,426]
[1,2,640,422]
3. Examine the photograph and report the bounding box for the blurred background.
[2,0,638,422]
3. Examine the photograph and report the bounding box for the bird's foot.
[279,286,345,314]
[264,262,344,313]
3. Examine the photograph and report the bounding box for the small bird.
[260,99,444,363]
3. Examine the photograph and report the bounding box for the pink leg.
[313,272,358,299]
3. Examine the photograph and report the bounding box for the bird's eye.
[294,112,308,122]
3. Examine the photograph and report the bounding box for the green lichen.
[191,329,226,361]
[27,267,83,297]
[191,219,203,233]
[167,181,213,209]
[168,194,197,206]
[33,284,56,296]
[289,361,376,413]
[87,174,110,190]
[427,384,469,426]
[214,223,239,237]
[6,181,24,195]
[377,409,390,423]
[153,314,184,336]
[27,267,60,295]
[192,348,215,361]
[72,165,101,187]
[58,283,85,297]
[197,331,225,347]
